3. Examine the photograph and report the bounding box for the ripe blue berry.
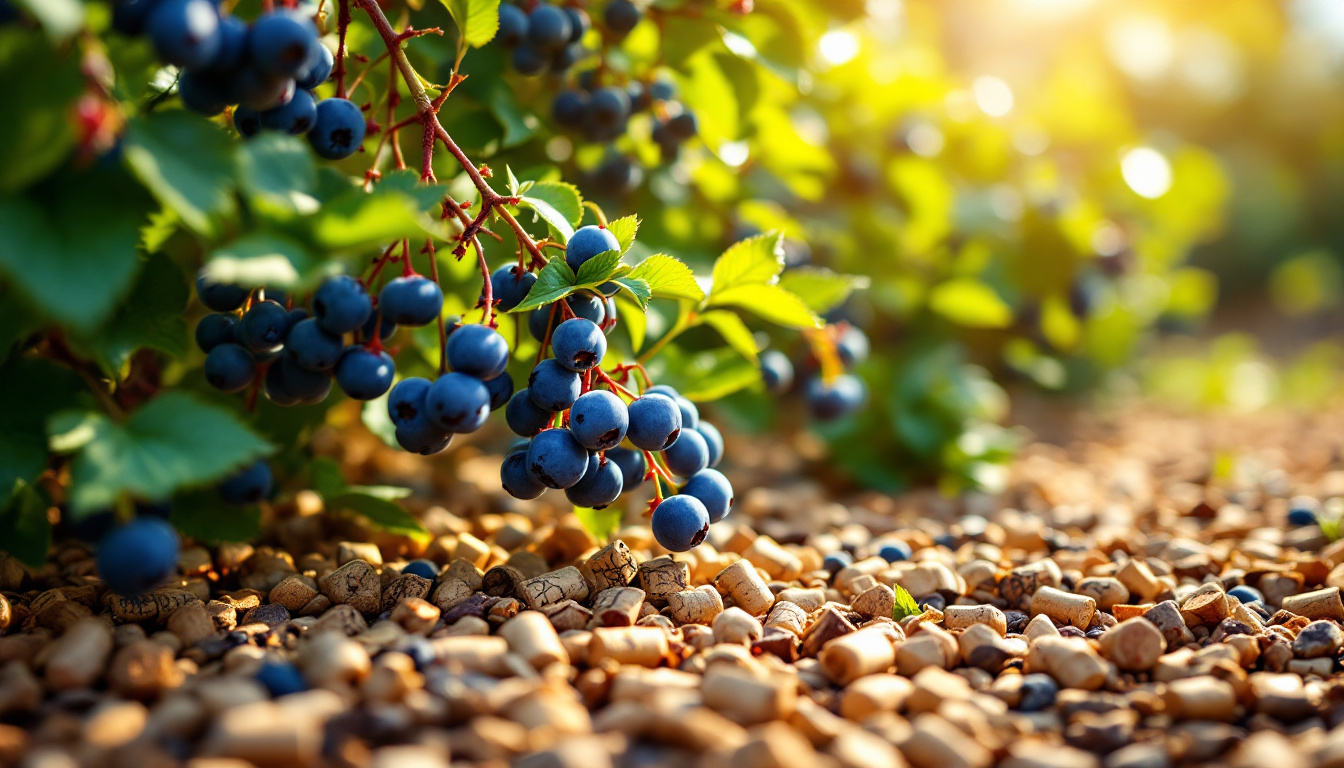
[218,460,272,505]
[313,275,372,335]
[402,560,438,580]
[232,67,295,111]
[563,7,589,41]
[527,5,571,50]
[526,428,590,489]
[805,374,866,421]
[651,495,709,552]
[489,265,537,311]
[528,359,582,411]
[551,42,582,71]
[112,0,159,36]
[237,300,289,352]
[552,89,588,130]
[256,660,307,697]
[626,393,681,451]
[335,347,394,400]
[648,79,675,101]
[645,385,677,398]
[565,225,620,273]
[262,361,300,406]
[822,551,852,575]
[604,0,641,33]
[760,350,793,394]
[1018,674,1059,712]
[511,45,548,76]
[529,304,557,342]
[446,324,510,380]
[233,106,263,138]
[273,355,332,404]
[680,468,732,523]
[395,419,453,455]
[483,373,514,411]
[506,389,555,437]
[497,3,529,46]
[97,518,180,595]
[295,41,334,90]
[501,449,546,499]
[249,11,318,78]
[663,428,708,477]
[260,87,317,134]
[586,87,630,140]
[387,377,432,428]
[308,97,366,160]
[196,268,248,311]
[148,0,222,69]
[607,446,646,491]
[671,394,698,430]
[836,326,869,367]
[569,390,628,451]
[667,111,698,140]
[1288,500,1318,527]
[286,318,344,371]
[551,318,606,371]
[425,372,491,432]
[379,275,443,327]
[566,453,623,508]
[196,313,236,353]
[178,70,231,116]
[570,292,608,324]
[696,421,723,468]
[359,312,396,344]
[205,343,256,392]
[1228,585,1263,605]
[878,541,912,562]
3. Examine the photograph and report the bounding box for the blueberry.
[313,275,372,335]
[97,518,180,595]
[567,292,606,325]
[603,0,640,33]
[563,6,589,41]
[233,106,263,138]
[1228,585,1263,605]
[607,446,646,491]
[256,660,307,697]
[249,10,318,78]
[550,318,607,372]
[148,0,221,69]
[586,87,630,138]
[529,304,559,342]
[663,428,708,477]
[401,637,436,671]
[203,14,249,72]
[196,268,248,312]
[696,421,723,468]
[387,377,432,428]
[286,318,344,371]
[1288,506,1318,527]
[760,350,793,394]
[528,359,582,411]
[295,41,334,90]
[425,372,491,432]
[335,346,394,400]
[218,460,272,505]
[566,453,623,508]
[527,5,571,50]
[551,42,582,71]
[626,81,650,112]
[195,313,236,353]
[506,389,556,437]
[446,324,510,380]
[395,419,453,455]
[511,44,548,76]
[379,275,443,327]
[569,390,628,451]
[283,307,308,335]
[592,153,642,195]
[402,560,438,580]
[308,97,366,160]
[651,495,709,551]
[483,373,515,411]
[232,66,295,111]
[359,310,397,343]
[526,428,590,489]
[489,265,538,312]
[878,541,912,562]
[680,468,732,523]
[501,449,546,499]
[273,355,333,404]
[626,394,681,451]
[205,343,256,392]
[667,110,698,140]
[178,69,231,116]
[648,79,675,101]
[260,87,317,134]
[1018,674,1058,712]
[262,361,301,406]
[563,225,620,276]
[670,394,698,430]
[552,90,589,130]
[822,551,852,575]
[112,0,161,36]
[805,374,866,421]
[497,3,528,46]
[237,300,289,352]
[645,384,678,398]
[836,326,869,367]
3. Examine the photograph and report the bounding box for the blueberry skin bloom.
[526,428,590,489]
[506,389,555,437]
[395,418,453,455]
[295,41,334,90]
[195,313,236,353]
[256,661,307,698]
[501,449,546,500]
[805,374,866,421]
[445,324,510,380]
[526,4,571,50]
[569,390,628,451]
[663,428,709,477]
[379,275,443,327]
[97,517,181,595]
[565,225,620,273]
[260,88,317,135]
[335,347,394,400]
[424,372,491,433]
[680,468,733,523]
[286,317,345,371]
[218,460,273,505]
[696,421,723,468]
[237,300,289,352]
[607,446,646,491]
[625,393,681,451]
[565,453,623,509]
[483,372,514,411]
[308,98,367,160]
[604,0,641,33]
[387,378,433,430]
[313,275,372,335]
[651,495,709,552]
[249,10,318,78]
[760,350,793,394]
[489,265,537,312]
[205,343,256,393]
[196,268,248,311]
[274,355,333,404]
[496,3,529,46]
[550,318,607,372]
[147,0,221,69]
[528,359,582,412]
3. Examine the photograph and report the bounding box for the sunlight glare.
[972,77,1014,117]
[1121,147,1172,199]
[819,30,861,66]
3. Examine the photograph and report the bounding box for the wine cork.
[800,606,857,658]
[454,534,491,569]
[1116,558,1160,603]
[742,537,803,581]
[1030,586,1096,629]
[46,617,114,690]
[1025,636,1108,691]
[838,673,912,721]
[488,597,522,626]
[667,587,724,626]
[701,665,796,725]
[775,588,826,614]
[591,587,645,627]
[712,607,763,645]
[505,550,549,579]
[1282,587,1344,621]
[520,567,590,611]
[819,626,897,685]
[587,540,639,591]
[498,611,569,670]
[848,575,878,596]
[834,557,889,595]
[1098,617,1165,671]
[851,584,895,620]
[542,600,592,632]
[1179,584,1229,628]
[712,560,775,617]
[431,579,475,613]
[1076,577,1129,611]
[1163,677,1237,721]
[587,627,670,668]
[381,574,432,613]
[444,558,485,592]
[894,625,957,676]
[638,614,676,631]
[389,597,440,635]
[944,605,1007,636]
[638,557,690,606]
[430,635,511,675]
[482,565,526,598]
[765,601,808,636]
[1113,604,1153,622]
[721,525,757,555]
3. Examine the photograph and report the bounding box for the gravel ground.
[4,404,1344,768]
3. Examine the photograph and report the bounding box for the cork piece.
[310,603,369,636]
[765,601,808,636]
[482,565,526,598]
[944,605,1007,636]
[1030,586,1096,630]
[851,585,895,620]
[1116,559,1161,603]
[776,588,826,613]
[741,536,803,581]
[712,560,775,617]
[380,574,432,613]
[588,627,670,668]
[801,606,857,659]
[269,576,320,613]
[895,625,958,676]
[1025,637,1108,691]
[1163,677,1238,721]
[667,587,724,626]
[712,607,763,645]
[701,664,797,725]
[904,713,993,768]
[838,673,913,721]
[1075,577,1129,611]
[999,560,1063,610]
[45,617,113,691]
[1098,618,1166,671]
[520,566,591,611]
[336,542,383,568]
[0,595,11,633]
[587,540,639,592]
[820,627,897,685]
[454,533,491,569]
[542,600,593,632]
[1143,600,1195,649]
[638,557,691,606]
[591,587,645,627]
[431,579,475,613]
[1282,587,1344,621]
[321,560,382,616]
[389,597,439,635]
[109,641,183,699]
[505,550,549,580]
[498,611,570,669]
[1179,585,1230,628]
[166,603,217,647]
[444,559,485,592]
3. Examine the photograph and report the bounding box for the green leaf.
[329,492,429,539]
[486,80,540,148]
[511,257,577,313]
[892,584,921,621]
[678,49,739,146]
[927,279,1013,329]
[617,295,647,351]
[671,348,761,402]
[707,283,821,329]
[312,187,441,252]
[0,481,51,569]
[362,393,400,450]
[629,255,704,302]
[48,392,273,516]
[79,253,189,372]
[710,233,784,294]
[612,277,652,309]
[236,133,318,216]
[14,0,85,40]
[607,215,640,254]
[518,181,583,241]
[698,310,759,363]
[0,358,84,493]
[206,233,330,291]
[124,111,237,237]
[778,267,870,314]
[575,250,628,287]
[506,166,521,196]
[574,505,621,543]
[0,30,83,192]
[171,489,262,543]
[308,457,348,498]
[440,0,501,47]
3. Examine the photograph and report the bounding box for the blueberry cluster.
[384,324,514,455]
[759,324,869,422]
[112,0,364,160]
[497,2,588,77]
[552,75,698,161]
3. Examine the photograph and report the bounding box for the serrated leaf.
[235,132,318,216]
[518,181,583,241]
[79,252,189,372]
[0,357,86,495]
[329,492,429,539]
[575,250,628,286]
[308,457,347,498]
[486,80,540,148]
[124,111,237,237]
[710,232,784,294]
[0,31,84,193]
[206,233,330,291]
[698,310,759,363]
[707,283,821,329]
[927,279,1013,329]
[440,0,501,47]
[506,166,520,196]
[607,215,640,254]
[778,267,870,314]
[511,257,576,313]
[629,254,704,302]
[0,481,51,569]
[312,187,440,251]
[612,277,652,309]
[48,392,273,515]
[574,505,621,543]
[171,489,262,543]
[892,584,921,621]
[378,169,452,211]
